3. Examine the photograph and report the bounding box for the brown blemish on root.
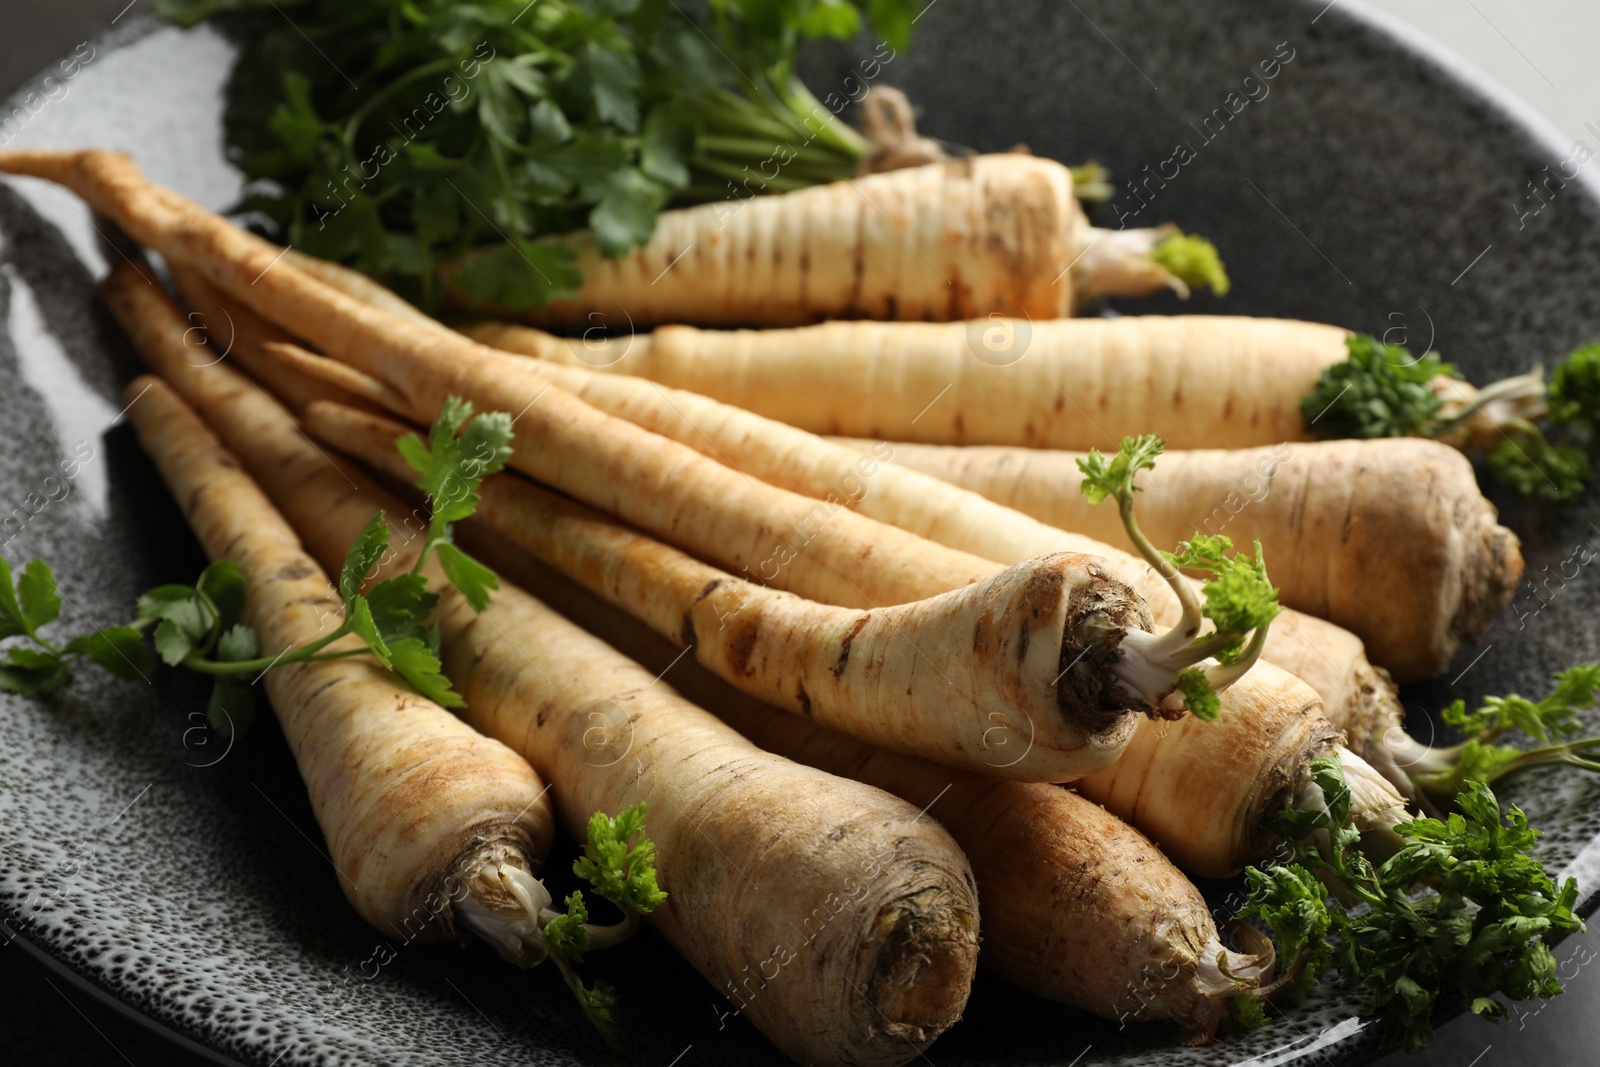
[727,615,763,677]
[833,615,870,678]
[681,578,723,647]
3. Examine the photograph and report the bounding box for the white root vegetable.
[122,374,557,957]
[475,154,1206,328]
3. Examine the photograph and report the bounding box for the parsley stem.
[30,634,64,657]
[1117,490,1204,634]
[1435,367,1549,430]
[342,57,456,142]
[179,622,351,675]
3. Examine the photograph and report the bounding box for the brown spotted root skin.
[479,534,1242,1042]
[120,377,554,942]
[864,437,1523,684]
[1076,663,1339,878]
[435,584,980,1065]
[471,314,1349,450]
[108,276,980,1066]
[303,397,1154,782]
[495,153,1087,328]
[438,344,1405,775]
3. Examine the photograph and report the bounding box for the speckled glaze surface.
[2,2,1599,1065]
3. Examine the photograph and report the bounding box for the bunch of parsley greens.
[1301,335,1600,501]
[1236,757,1583,1051]
[155,0,920,310]
[0,397,508,722]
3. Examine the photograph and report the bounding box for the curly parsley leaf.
[1148,233,1230,296]
[1442,664,1600,745]
[1075,432,1163,505]
[1487,429,1590,502]
[1257,758,1583,1052]
[1079,436,1279,719]
[1165,535,1280,663]
[1548,343,1600,430]
[575,803,669,914]
[1238,861,1333,1002]
[1301,334,1455,440]
[1411,664,1600,803]
[1174,666,1220,722]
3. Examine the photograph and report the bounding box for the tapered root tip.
[860,886,980,1044]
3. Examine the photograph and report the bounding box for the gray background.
[1,0,1597,1065]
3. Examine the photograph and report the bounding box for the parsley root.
[441,328,1402,781]
[134,352,981,1065]
[308,404,1294,1039]
[467,314,1328,449]
[297,397,1390,877]
[305,399,1162,781]
[20,150,1244,739]
[835,436,1523,684]
[476,547,1290,1043]
[273,262,1417,812]
[121,376,561,965]
[494,155,1225,327]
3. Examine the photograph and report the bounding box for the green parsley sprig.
[1147,233,1231,297]
[1238,756,1583,1051]
[0,397,511,719]
[531,804,669,1047]
[1077,434,1280,720]
[1301,334,1600,501]
[1382,664,1600,807]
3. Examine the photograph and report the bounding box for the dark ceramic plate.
[2,3,1599,1065]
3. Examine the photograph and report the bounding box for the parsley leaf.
[1301,334,1455,440]
[1147,233,1230,296]
[435,542,499,613]
[159,0,922,308]
[1410,664,1600,803]
[543,891,591,964]
[339,513,392,603]
[0,648,73,697]
[387,636,462,708]
[1075,432,1162,505]
[63,627,151,681]
[16,559,61,634]
[1252,757,1583,1052]
[574,803,669,914]
[1548,343,1600,431]
[1487,430,1590,502]
[1164,535,1281,663]
[1078,436,1280,718]
[396,395,510,604]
